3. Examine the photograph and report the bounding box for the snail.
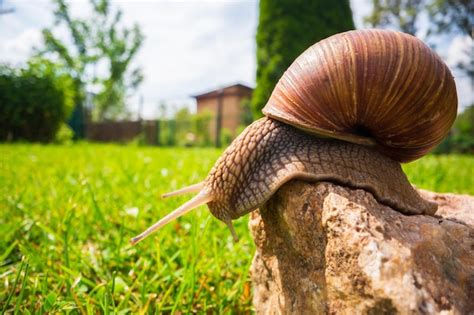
[131,29,457,245]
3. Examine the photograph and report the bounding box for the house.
[193,83,253,145]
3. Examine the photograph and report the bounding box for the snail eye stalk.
[161,182,204,199]
[130,190,213,245]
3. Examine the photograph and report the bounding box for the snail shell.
[263,29,458,162]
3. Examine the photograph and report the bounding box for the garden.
[1,0,473,313]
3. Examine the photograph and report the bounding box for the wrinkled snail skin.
[130,29,457,244]
[204,117,437,223]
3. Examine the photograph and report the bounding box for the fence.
[86,120,159,145]
[84,115,246,147]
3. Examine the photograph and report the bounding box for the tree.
[428,0,472,36]
[40,0,144,121]
[364,0,424,35]
[252,0,355,117]
[364,0,473,80]
[365,0,472,37]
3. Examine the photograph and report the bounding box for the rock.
[419,189,474,227]
[249,181,474,315]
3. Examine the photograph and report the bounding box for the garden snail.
[131,29,457,244]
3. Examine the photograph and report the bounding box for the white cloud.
[2,28,42,64]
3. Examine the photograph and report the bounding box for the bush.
[434,105,474,154]
[174,108,193,146]
[159,119,177,146]
[54,123,74,144]
[220,128,234,147]
[0,58,75,142]
[193,109,213,146]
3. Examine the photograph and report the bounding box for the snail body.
[204,117,437,224]
[131,29,457,244]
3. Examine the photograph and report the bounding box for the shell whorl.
[263,29,458,162]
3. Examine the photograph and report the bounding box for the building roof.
[192,83,253,99]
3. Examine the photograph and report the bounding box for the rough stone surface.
[249,181,474,315]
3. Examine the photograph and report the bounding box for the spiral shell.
[262,29,457,162]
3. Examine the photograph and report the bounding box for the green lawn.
[0,144,472,313]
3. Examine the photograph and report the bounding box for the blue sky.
[0,0,472,118]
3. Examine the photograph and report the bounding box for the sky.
[0,0,472,118]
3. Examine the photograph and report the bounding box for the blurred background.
[0,0,472,313]
[0,0,472,150]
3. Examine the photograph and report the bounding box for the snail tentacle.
[161,182,204,198]
[130,190,213,245]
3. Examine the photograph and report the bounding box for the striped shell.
[262,29,458,162]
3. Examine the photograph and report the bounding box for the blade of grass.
[14,258,30,315]
[2,258,25,314]
[86,182,107,228]
[0,240,18,264]
[63,210,74,269]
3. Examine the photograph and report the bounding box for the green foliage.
[193,109,213,146]
[236,124,249,136]
[160,108,213,147]
[434,105,474,154]
[160,119,177,146]
[174,108,194,146]
[220,128,234,147]
[0,59,75,142]
[252,0,355,117]
[158,108,226,147]
[40,0,144,121]
[240,98,253,127]
[0,144,472,312]
[427,0,472,36]
[427,1,473,79]
[54,123,75,144]
[365,0,472,36]
[364,0,425,35]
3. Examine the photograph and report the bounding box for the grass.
[0,143,472,313]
